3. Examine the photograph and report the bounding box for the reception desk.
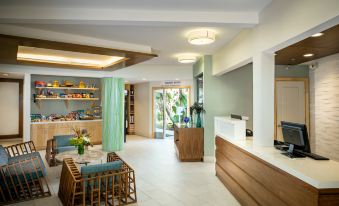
[31,120,102,150]
[215,135,339,206]
[174,124,204,161]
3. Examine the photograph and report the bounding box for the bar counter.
[215,134,339,206]
[31,119,102,150]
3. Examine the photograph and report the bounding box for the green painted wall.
[31,75,101,116]
[193,59,310,157]
[193,55,253,157]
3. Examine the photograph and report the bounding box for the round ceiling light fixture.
[188,29,216,45]
[178,55,197,64]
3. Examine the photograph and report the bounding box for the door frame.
[274,77,309,140]
[0,78,23,139]
[151,86,191,139]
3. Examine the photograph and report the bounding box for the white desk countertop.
[216,134,339,189]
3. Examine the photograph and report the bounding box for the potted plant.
[70,128,93,155]
[190,102,205,128]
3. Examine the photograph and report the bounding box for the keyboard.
[295,150,329,160]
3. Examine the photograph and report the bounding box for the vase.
[196,113,202,128]
[78,144,85,155]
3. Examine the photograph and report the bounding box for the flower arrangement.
[189,102,205,128]
[70,127,93,155]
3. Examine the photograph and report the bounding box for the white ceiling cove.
[0,0,271,80]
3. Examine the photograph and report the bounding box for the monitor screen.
[281,121,311,152]
[231,114,242,120]
[281,125,305,147]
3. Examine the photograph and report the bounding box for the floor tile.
[4,135,239,206]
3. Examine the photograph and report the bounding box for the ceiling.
[12,24,241,65]
[0,0,271,81]
[275,24,339,65]
[0,34,156,70]
[0,0,271,12]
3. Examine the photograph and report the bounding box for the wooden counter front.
[174,124,204,161]
[215,136,339,206]
[30,120,102,150]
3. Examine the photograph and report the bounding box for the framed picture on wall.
[196,73,203,103]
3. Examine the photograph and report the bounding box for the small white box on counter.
[214,116,246,141]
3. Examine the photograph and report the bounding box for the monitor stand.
[281,144,306,158]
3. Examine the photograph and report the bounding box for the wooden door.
[275,79,308,141]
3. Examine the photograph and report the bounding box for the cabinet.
[125,84,135,135]
[174,124,204,161]
[30,120,102,150]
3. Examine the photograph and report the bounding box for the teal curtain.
[102,77,124,152]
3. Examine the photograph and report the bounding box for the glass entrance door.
[154,89,165,139]
[153,87,190,139]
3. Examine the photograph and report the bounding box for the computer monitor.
[281,121,311,153]
[231,114,242,120]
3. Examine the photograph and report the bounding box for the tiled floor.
[5,135,239,206]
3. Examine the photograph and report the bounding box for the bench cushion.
[0,145,8,166]
[56,146,76,153]
[53,135,74,148]
[8,152,47,177]
[0,152,47,188]
[81,160,123,175]
[81,160,123,189]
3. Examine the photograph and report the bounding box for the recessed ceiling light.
[311,33,324,37]
[175,78,179,81]
[178,55,197,64]
[188,30,216,45]
[2,73,9,77]
[303,53,314,57]
[142,78,147,81]
[17,46,126,69]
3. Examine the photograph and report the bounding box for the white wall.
[0,82,19,135]
[134,82,152,138]
[309,53,339,161]
[212,0,339,146]
[213,0,339,75]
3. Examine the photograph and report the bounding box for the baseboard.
[204,155,216,163]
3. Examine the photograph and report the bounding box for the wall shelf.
[35,98,99,101]
[35,87,99,91]
[34,97,99,108]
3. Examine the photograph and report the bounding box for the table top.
[55,148,107,166]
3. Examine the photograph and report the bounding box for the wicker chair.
[58,152,137,206]
[46,135,76,167]
[0,141,51,204]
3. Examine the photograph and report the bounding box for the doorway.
[274,78,309,141]
[0,78,23,140]
[152,86,190,139]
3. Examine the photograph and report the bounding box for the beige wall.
[309,53,339,161]
[134,82,152,138]
[0,81,19,135]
